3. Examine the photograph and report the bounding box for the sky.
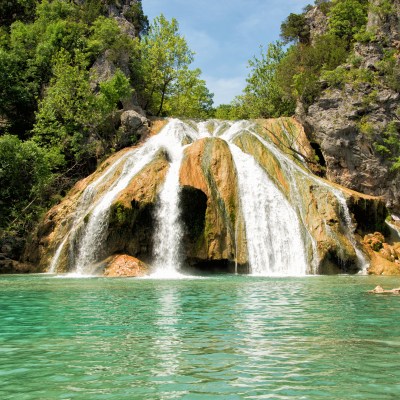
[142,0,312,106]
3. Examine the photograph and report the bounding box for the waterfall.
[47,117,372,277]
[151,142,185,277]
[228,143,307,276]
[248,130,368,271]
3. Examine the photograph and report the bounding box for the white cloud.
[204,76,246,106]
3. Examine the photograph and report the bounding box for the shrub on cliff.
[0,135,55,233]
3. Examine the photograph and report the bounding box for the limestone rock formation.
[179,137,247,272]
[301,1,400,215]
[305,6,328,45]
[28,118,392,276]
[364,232,400,275]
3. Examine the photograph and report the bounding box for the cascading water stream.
[151,146,185,277]
[247,130,369,271]
[48,117,371,277]
[227,141,308,276]
[74,146,159,274]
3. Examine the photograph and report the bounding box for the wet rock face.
[28,118,393,275]
[179,137,248,270]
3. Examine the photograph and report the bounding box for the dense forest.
[0,0,213,240]
[0,0,399,263]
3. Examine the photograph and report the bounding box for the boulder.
[103,254,149,277]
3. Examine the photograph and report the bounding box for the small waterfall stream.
[248,130,368,271]
[228,143,307,275]
[151,142,185,277]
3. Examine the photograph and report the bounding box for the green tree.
[236,42,295,118]
[328,0,368,42]
[32,50,131,172]
[280,13,310,44]
[164,68,213,118]
[134,14,195,116]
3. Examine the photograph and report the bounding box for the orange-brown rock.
[179,137,248,270]
[103,254,149,277]
[364,232,385,251]
[364,232,400,275]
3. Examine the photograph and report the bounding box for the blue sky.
[142,0,312,106]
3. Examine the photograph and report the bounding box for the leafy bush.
[0,135,55,232]
[374,120,400,171]
[328,0,368,42]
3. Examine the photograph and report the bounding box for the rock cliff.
[300,0,400,215]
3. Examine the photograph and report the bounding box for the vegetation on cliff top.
[215,0,400,174]
[0,0,213,236]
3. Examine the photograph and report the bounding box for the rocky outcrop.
[368,285,400,294]
[301,1,400,214]
[305,78,400,211]
[115,109,149,149]
[305,6,329,45]
[88,0,150,144]
[364,231,400,275]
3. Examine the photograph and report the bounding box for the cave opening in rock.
[310,141,326,169]
[180,186,207,242]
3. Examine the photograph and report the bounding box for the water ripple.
[1,275,400,399]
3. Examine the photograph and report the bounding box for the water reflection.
[152,285,182,380]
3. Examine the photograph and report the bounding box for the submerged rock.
[368,285,400,294]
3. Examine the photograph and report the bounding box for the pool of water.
[1,274,400,399]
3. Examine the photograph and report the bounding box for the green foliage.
[328,0,368,42]
[276,33,348,106]
[235,42,296,118]
[374,120,400,172]
[353,27,376,43]
[357,116,375,137]
[376,50,400,92]
[164,68,213,118]
[133,14,212,116]
[213,104,240,120]
[280,13,310,44]
[32,50,131,168]
[0,0,37,27]
[0,134,54,232]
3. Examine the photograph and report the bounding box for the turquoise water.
[1,275,400,399]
